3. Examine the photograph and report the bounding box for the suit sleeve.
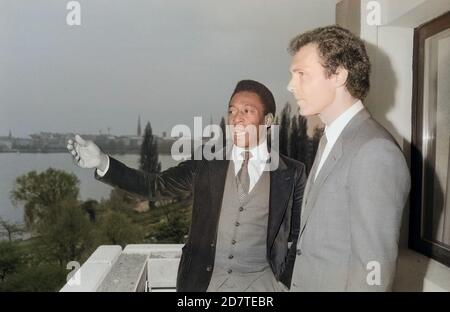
[347,138,410,291]
[280,162,307,288]
[95,156,198,201]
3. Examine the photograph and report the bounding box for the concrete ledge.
[123,244,182,291]
[123,244,183,258]
[88,245,123,264]
[147,258,180,289]
[60,245,122,292]
[97,254,148,292]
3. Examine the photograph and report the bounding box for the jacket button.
[210,242,215,248]
[227,269,233,274]
[228,255,234,259]
[206,265,213,272]
[231,239,236,245]
[296,249,302,256]
[239,207,244,212]
[235,221,240,227]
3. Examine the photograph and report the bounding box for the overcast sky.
[0,0,335,137]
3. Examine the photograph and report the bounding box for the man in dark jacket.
[67,80,306,291]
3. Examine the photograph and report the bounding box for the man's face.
[287,43,336,117]
[228,91,266,148]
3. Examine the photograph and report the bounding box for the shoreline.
[0,150,173,155]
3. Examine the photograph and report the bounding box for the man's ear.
[264,113,274,127]
[335,66,349,88]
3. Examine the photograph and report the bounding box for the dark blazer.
[96,149,306,292]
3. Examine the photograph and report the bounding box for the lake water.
[0,153,180,225]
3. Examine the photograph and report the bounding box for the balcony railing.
[61,245,450,292]
[60,244,183,292]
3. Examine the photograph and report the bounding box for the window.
[411,11,450,267]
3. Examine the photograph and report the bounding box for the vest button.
[231,239,236,245]
[206,265,213,272]
[235,221,240,227]
[296,249,302,256]
[228,255,234,259]
[239,207,244,212]
[227,269,233,274]
[210,242,215,248]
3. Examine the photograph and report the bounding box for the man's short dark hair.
[230,80,276,116]
[288,25,371,100]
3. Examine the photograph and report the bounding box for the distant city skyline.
[1,113,227,138]
[0,0,335,138]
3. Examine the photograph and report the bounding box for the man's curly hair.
[288,25,371,100]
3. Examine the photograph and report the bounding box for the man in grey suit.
[286,25,411,291]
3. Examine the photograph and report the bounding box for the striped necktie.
[237,151,252,200]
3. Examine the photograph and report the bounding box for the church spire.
[137,115,142,136]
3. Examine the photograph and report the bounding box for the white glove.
[67,134,108,170]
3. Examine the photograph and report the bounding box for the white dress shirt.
[314,100,364,181]
[96,156,110,177]
[231,140,270,193]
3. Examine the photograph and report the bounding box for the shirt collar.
[324,100,364,145]
[232,139,270,163]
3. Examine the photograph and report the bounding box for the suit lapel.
[208,146,232,230]
[299,140,343,235]
[299,109,371,236]
[208,159,229,237]
[268,154,293,251]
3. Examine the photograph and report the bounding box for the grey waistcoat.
[207,162,280,292]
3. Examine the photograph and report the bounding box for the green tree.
[1,263,67,292]
[140,121,161,174]
[0,218,24,242]
[97,211,144,247]
[290,115,299,160]
[105,188,140,213]
[81,199,100,223]
[10,169,94,266]
[152,205,191,243]
[11,168,79,230]
[0,241,21,282]
[38,198,93,266]
[220,116,227,148]
[290,115,310,169]
[279,103,291,156]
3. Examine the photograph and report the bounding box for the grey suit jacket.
[290,109,410,292]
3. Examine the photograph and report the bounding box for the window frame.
[410,10,450,267]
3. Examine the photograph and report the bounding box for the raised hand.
[67,134,108,171]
